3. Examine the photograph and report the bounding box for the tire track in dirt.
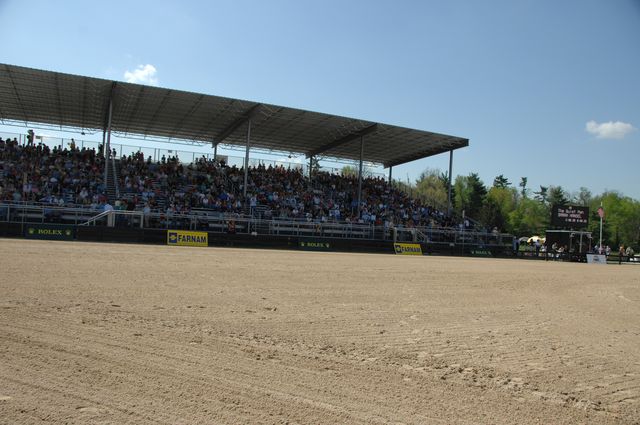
[0,316,604,424]
[1,320,455,424]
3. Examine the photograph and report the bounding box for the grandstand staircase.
[106,159,121,203]
[414,228,429,243]
[243,204,269,219]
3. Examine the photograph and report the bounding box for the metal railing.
[393,225,512,247]
[0,202,102,226]
[0,202,515,248]
[82,210,111,225]
[81,210,144,228]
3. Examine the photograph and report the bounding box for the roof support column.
[213,142,218,161]
[447,149,454,215]
[101,129,106,162]
[357,135,364,218]
[242,119,252,199]
[103,97,113,197]
[308,155,313,181]
[388,166,393,185]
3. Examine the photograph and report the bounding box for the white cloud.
[585,120,635,140]
[123,64,159,86]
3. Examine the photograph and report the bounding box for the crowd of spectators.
[117,154,456,228]
[0,136,109,208]
[1,136,459,229]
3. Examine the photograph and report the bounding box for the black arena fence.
[0,203,515,257]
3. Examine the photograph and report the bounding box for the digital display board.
[550,205,589,228]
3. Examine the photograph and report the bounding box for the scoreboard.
[550,205,589,228]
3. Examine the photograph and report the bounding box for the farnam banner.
[393,243,423,255]
[167,230,208,247]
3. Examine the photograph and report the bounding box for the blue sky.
[1,0,639,198]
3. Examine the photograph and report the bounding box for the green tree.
[534,186,548,203]
[508,197,548,236]
[591,192,640,250]
[453,175,471,215]
[480,194,506,231]
[415,168,448,209]
[547,186,568,207]
[454,173,488,220]
[493,174,510,188]
[392,179,415,198]
[490,186,518,213]
[519,177,528,198]
[341,165,357,177]
[439,171,454,211]
[487,186,518,232]
[438,171,450,187]
[573,187,592,206]
[467,173,487,219]
[386,168,638,247]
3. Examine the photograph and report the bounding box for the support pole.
[357,135,364,218]
[599,203,603,249]
[103,99,113,196]
[243,119,251,199]
[447,149,453,215]
[101,129,107,184]
[309,155,313,180]
[388,166,393,185]
[213,143,218,161]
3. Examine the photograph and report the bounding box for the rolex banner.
[299,238,332,251]
[25,224,75,240]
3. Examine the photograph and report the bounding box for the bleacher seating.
[1,136,460,229]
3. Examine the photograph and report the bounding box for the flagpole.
[599,203,603,249]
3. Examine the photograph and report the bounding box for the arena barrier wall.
[1,222,515,257]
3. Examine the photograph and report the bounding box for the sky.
[1,0,639,198]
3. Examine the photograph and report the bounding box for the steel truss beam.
[213,103,262,146]
[305,123,378,158]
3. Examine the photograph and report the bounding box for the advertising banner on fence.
[167,230,208,247]
[470,248,493,257]
[586,253,607,265]
[25,224,75,240]
[299,238,332,251]
[393,243,423,255]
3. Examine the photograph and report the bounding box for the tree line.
[395,169,640,250]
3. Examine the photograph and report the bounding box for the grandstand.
[0,64,513,255]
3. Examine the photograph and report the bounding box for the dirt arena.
[1,239,639,424]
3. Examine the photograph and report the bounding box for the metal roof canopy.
[0,63,468,168]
